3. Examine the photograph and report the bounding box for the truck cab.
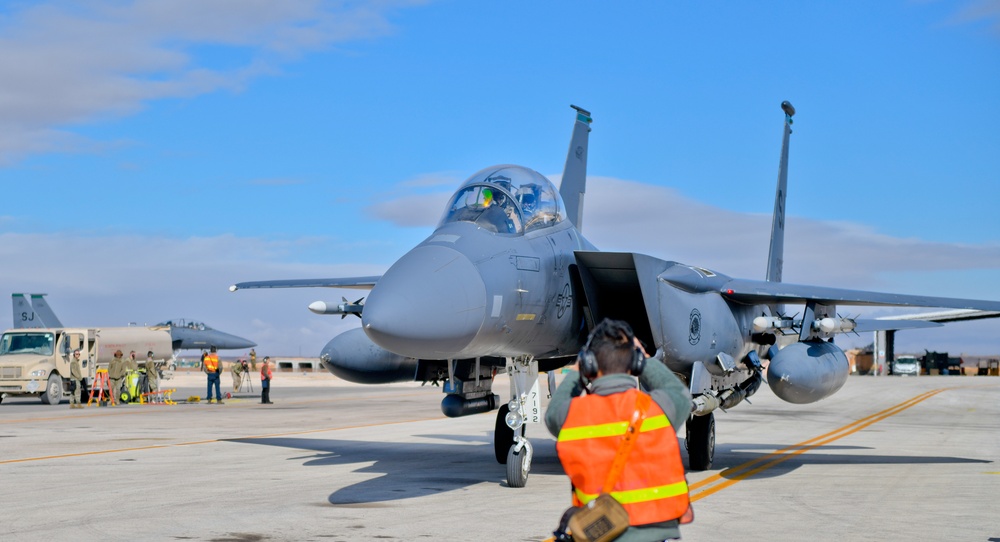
[0,328,96,404]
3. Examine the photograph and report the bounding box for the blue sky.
[1,0,998,358]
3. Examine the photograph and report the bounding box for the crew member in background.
[127,350,139,372]
[69,349,84,409]
[107,349,126,406]
[203,346,223,404]
[145,350,159,397]
[249,348,257,371]
[545,319,694,541]
[260,356,273,404]
[231,357,244,392]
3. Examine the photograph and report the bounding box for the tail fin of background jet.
[11,293,62,329]
[559,105,592,232]
[31,294,64,328]
[13,294,35,328]
[765,101,795,283]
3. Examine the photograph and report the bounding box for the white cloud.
[947,0,1000,35]
[0,0,418,163]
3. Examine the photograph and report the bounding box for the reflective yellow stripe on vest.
[557,413,670,442]
[574,480,689,506]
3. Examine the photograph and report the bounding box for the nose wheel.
[505,436,533,488]
[494,403,525,463]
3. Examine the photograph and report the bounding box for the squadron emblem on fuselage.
[689,309,702,345]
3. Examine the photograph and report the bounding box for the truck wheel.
[40,374,63,405]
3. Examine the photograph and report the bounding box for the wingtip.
[228,285,238,292]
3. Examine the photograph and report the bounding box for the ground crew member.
[231,357,244,392]
[260,356,273,404]
[545,319,694,541]
[107,349,126,406]
[249,348,257,371]
[69,349,84,409]
[127,350,139,372]
[203,346,223,404]
[145,350,159,396]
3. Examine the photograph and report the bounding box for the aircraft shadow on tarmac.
[225,433,568,504]
[709,442,990,481]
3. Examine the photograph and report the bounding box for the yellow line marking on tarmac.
[0,415,446,465]
[689,388,948,502]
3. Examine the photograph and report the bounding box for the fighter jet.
[231,104,1000,487]
[152,319,257,352]
[10,296,254,352]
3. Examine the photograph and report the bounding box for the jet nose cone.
[363,245,486,358]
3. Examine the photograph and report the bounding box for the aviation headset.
[578,320,646,381]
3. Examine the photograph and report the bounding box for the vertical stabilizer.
[12,294,36,328]
[12,293,45,329]
[766,101,795,283]
[559,105,592,232]
[30,293,63,328]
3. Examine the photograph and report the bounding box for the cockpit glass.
[438,165,565,233]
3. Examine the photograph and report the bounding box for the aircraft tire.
[40,374,62,405]
[494,404,514,463]
[686,412,715,471]
[506,445,528,488]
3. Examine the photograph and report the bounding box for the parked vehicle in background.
[892,355,920,376]
[0,327,172,404]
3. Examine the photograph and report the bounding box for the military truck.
[0,327,172,405]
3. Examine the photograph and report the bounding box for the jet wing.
[720,278,1000,312]
[229,276,381,291]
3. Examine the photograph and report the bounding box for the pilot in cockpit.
[480,188,517,234]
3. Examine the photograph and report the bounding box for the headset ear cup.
[579,349,598,380]
[630,347,646,376]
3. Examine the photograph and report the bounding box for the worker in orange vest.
[203,346,223,404]
[545,319,693,541]
[260,356,273,404]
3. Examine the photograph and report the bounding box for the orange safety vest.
[203,353,219,373]
[261,364,272,380]
[556,388,690,526]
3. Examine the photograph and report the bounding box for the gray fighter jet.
[152,319,257,352]
[231,104,1000,487]
[10,295,254,352]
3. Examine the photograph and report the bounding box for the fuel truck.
[0,327,173,405]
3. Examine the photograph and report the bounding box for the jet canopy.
[438,165,565,234]
[156,319,212,331]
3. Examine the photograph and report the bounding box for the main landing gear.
[685,411,715,471]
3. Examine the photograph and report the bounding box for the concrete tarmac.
[1,371,998,541]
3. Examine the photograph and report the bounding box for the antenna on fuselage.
[559,105,592,232]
